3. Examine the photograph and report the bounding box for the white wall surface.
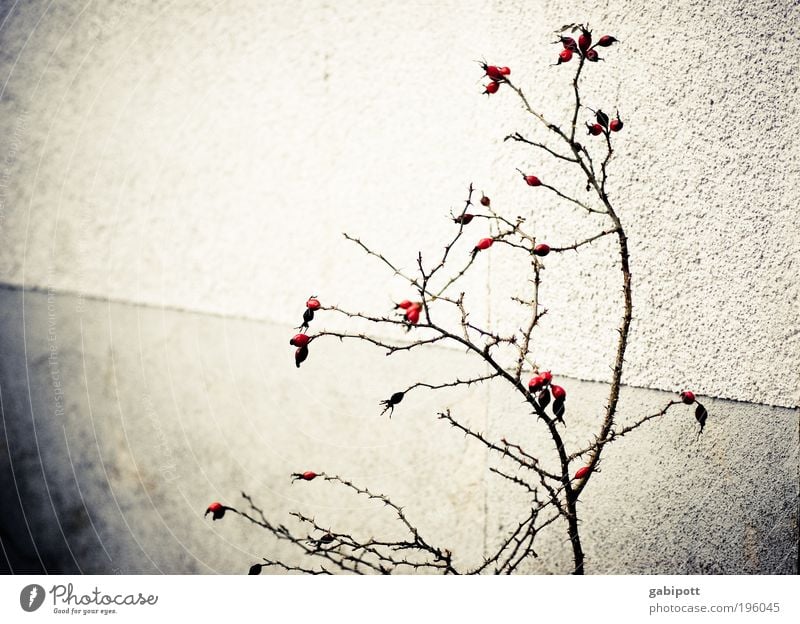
[0,0,798,407]
[0,1,798,576]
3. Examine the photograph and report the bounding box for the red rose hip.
[551,384,566,400]
[475,237,494,251]
[560,36,578,52]
[587,122,603,136]
[484,81,500,95]
[205,502,226,520]
[578,29,592,52]
[485,65,504,81]
[610,117,624,132]
[290,333,310,348]
[558,49,573,64]
[528,375,545,392]
[525,175,541,187]
[306,297,321,310]
[574,466,590,480]
[301,471,317,481]
[597,35,618,47]
[533,243,550,257]
[405,306,421,324]
[680,391,696,404]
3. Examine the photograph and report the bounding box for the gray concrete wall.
[0,288,796,574]
[0,0,798,574]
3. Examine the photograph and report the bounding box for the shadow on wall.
[0,286,797,574]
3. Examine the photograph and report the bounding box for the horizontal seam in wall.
[0,280,797,410]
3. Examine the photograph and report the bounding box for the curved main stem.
[508,50,633,574]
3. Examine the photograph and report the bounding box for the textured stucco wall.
[0,1,798,575]
[1,289,796,574]
[0,0,797,407]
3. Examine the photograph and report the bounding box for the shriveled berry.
[553,398,566,421]
[533,243,550,257]
[587,123,603,136]
[680,391,696,404]
[610,117,624,132]
[480,195,491,207]
[295,346,309,368]
[475,237,494,251]
[306,297,321,310]
[290,333,310,348]
[484,81,500,95]
[319,533,335,544]
[585,48,599,62]
[595,109,610,128]
[380,391,405,416]
[560,36,578,52]
[301,471,317,481]
[205,502,226,520]
[248,564,262,575]
[485,65,504,81]
[578,29,592,52]
[574,466,590,480]
[597,35,618,47]
[538,388,551,409]
[454,213,474,225]
[525,175,541,187]
[551,384,566,400]
[558,49,573,64]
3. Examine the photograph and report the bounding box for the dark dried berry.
[695,403,708,433]
[380,392,405,416]
[538,388,551,410]
[295,346,309,368]
[553,398,566,422]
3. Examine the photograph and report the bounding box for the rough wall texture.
[1,289,796,574]
[0,1,798,575]
[0,0,797,407]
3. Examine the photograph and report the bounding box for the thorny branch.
[211,24,708,576]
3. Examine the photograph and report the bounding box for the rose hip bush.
[205,24,709,575]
